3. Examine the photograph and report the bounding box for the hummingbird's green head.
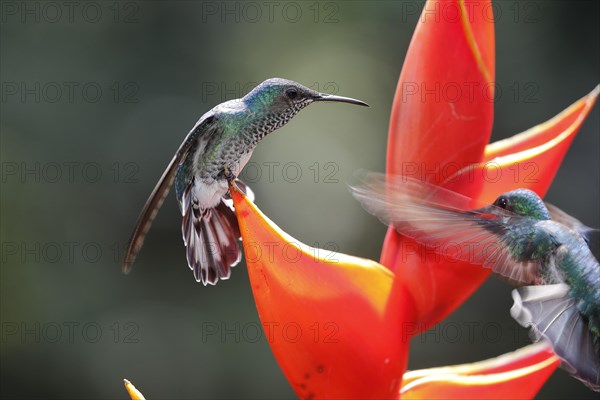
[493,189,551,220]
[243,78,368,113]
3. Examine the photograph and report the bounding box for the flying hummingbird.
[122,78,368,286]
[350,173,599,391]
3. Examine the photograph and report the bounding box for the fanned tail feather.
[511,284,600,391]
[181,183,243,285]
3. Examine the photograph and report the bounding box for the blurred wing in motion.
[122,113,220,274]
[350,172,541,285]
[511,284,600,391]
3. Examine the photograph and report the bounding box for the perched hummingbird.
[350,173,599,391]
[122,78,368,286]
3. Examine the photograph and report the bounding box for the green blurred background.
[1,1,598,398]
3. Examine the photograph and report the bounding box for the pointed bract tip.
[124,378,146,400]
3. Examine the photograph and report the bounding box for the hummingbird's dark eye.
[285,88,298,99]
[495,197,508,209]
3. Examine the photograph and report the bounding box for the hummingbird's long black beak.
[315,93,369,107]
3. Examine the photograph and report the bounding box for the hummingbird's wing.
[545,202,598,243]
[511,283,600,391]
[122,113,220,274]
[350,172,541,285]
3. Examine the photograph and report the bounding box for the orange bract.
[387,0,495,180]
[382,0,497,332]
[230,184,415,398]
[401,343,560,399]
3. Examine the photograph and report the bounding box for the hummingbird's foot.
[222,166,237,183]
